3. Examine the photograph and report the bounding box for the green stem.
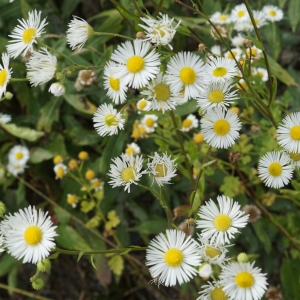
[54,247,147,255]
[154,0,164,17]
[10,78,28,82]
[93,31,134,41]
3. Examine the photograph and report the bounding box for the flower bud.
[49,82,65,97]
[237,252,249,263]
[199,263,212,278]
[37,259,51,272]
[31,277,44,290]
[4,92,13,100]
[136,32,146,39]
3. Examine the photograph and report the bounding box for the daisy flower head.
[0,53,12,98]
[49,82,65,97]
[111,39,160,89]
[140,72,181,113]
[252,67,268,82]
[263,5,284,22]
[231,34,245,48]
[137,98,151,112]
[91,178,104,191]
[248,10,268,30]
[201,107,242,149]
[124,142,141,157]
[182,114,199,132]
[108,154,144,193]
[147,152,177,187]
[0,113,11,124]
[93,103,125,137]
[196,195,249,245]
[141,114,158,133]
[0,206,57,264]
[286,151,300,169]
[146,229,201,287]
[231,4,249,23]
[277,112,300,153]
[67,194,78,208]
[205,57,238,84]
[139,13,180,49]
[210,12,231,25]
[53,163,67,180]
[246,46,262,58]
[8,145,30,166]
[7,10,48,58]
[166,52,207,102]
[103,61,128,104]
[211,45,221,56]
[224,48,242,61]
[196,79,239,112]
[26,47,57,87]
[257,151,293,189]
[197,281,228,300]
[220,261,268,300]
[66,16,93,51]
[7,161,27,176]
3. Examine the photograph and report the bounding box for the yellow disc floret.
[180,67,196,85]
[268,162,282,177]
[104,114,117,127]
[109,77,120,91]
[15,152,23,160]
[235,271,254,288]
[193,132,204,144]
[289,152,300,161]
[211,287,228,300]
[155,164,168,177]
[67,194,77,205]
[145,118,155,128]
[68,159,78,170]
[208,90,225,103]
[0,69,7,86]
[213,67,227,77]
[214,214,232,231]
[205,246,221,258]
[22,28,36,44]
[126,147,135,156]
[78,151,89,160]
[237,11,245,18]
[154,84,171,101]
[85,169,96,180]
[127,55,145,73]
[269,10,276,17]
[121,167,135,182]
[24,225,42,246]
[182,119,192,128]
[138,100,147,110]
[55,166,65,179]
[164,248,184,267]
[213,120,230,136]
[290,126,300,140]
[53,155,63,164]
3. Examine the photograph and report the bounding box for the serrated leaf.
[105,210,120,230]
[86,215,101,228]
[220,176,240,198]
[108,255,124,276]
[29,147,54,164]
[81,200,95,213]
[63,94,97,114]
[1,124,44,142]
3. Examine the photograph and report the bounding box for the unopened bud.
[250,124,260,133]
[4,92,13,100]
[229,152,241,164]
[31,277,44,290]
[49,82,65,97]
[37,259,51,272]
[55,72,64,80]
[199,263,212,278]
[243,39,252,48]
[252,55,261,62]
[198,43,206,52]
[136,32,146,39]
[237,252,249,263]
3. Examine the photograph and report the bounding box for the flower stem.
[93,31,134,41]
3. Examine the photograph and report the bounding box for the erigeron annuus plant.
[0,0,299,299]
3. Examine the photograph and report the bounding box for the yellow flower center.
[213,120,230,136]
[237,11,245,18]
[154,25,166,37]
[0,70,8,87]
[193,133,204,144]
[183,119,192,128]
[230,107,239,115]
[104,114,117,127]
[164,248,183,267]
[109,76,120,91]
[155,164,168,177]
[154,83,170,101]
[85,169,96,180]
[145,118,155,128]
[92,180,101,187]
[22,28,36,44]
[269,10,276,17]
[126,147,135,156]
[290,125,300,140]
[139,125,147,135]
[56,166,65,179]
[208,90,225,103]
[138,100,147,110]
[205,246,221,258]
[15,152,23,160]
[68,159,78,170]
[24,225,42,246]
[211,287,228,300]
[268,162,282,177]
[289,152,300,161]
[213,67,227,77]
[235,272,254,288]
[180,67,196,85]
[53,155,63,164]
[227,52,236,59]
[214,214,232,231]
[67,195,77,205]
[257,71,264,78]
[219,15,227,21]
[78,151,89,160]
[121,167,135,182]
[127,55,145,73]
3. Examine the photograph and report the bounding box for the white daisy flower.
[7,10,48,58]
[182,114,199,132]
[8,145,30,166]
[257,151,293,189]
[140,72,181,113]
[137,98,151,112]
[53,163,67,180]
[0,53,12,98]
[210,45,221,56]
[7,162,27,176]
[147,152,177,187]
[201,107,242,149]
[0,113,11,124]
[166,52,207,102]
[124,142,141,157]
[197,281,228,300]
[103,61,128,104]
[111,39,160,89]
[234,21,252,32]
[210,12,231,24]
[198,236,230,266]
[0,206,57,264]
[196,195,249,245]
[108,154,144,193]
[277,112,300,153]
[141,114,158,133]
[49,82,65,96]
[26,47,57,87]
[248,10,268,30]
[67,194,78,208]
[139,13,180,49]
[199,263,213,278]
[146,229,201,287]
[219,261,268,300]
[231,34,245,47]
[205,57,238,84]
[91,178,104,191]
[196,80,239,112]
[246,46,262,58]
[263,5,284,22]
[224,48,242,60]
[286,151,300,169]
[66,16,93,51]
[231,4,249,23]
[252,67,268,82]
[93,103,125,136]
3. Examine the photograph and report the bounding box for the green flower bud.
[31,278,44,290]
[4,92,13,100]
[237,252,249,263]
[37,259,51,272]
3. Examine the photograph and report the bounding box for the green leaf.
[268,55,298,87]
[201,160,216,169]
[0,254,21,277]
[220,176,240,198]
[175,99,197,116]
[81,200,95,213]
[86,215,101,228]
[288,0,300,32]
[279,0,288,8]
[263,23,281,60]
[189,192,201,217]
[270,75,277,105]
[110,0,139,22]
[61,0,81,19]
[63,94,97,115]
[91,254,97,269]
[108,255,124,276]
[54,206,71,225]
[20,0,31,18]
[55,225,93,251]
[129,219,167,234]
[77,251,85,262]
[29,147,54,164]
[47,133,68,157]
[280,259,300,299]
[16,181,25,206]
[1,124,44,142]
[243,35,265,50]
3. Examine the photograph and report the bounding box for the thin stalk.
[154,0,164,17]
[93,31,134,41]
[54,247,147,255]
[10,78,28,82]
